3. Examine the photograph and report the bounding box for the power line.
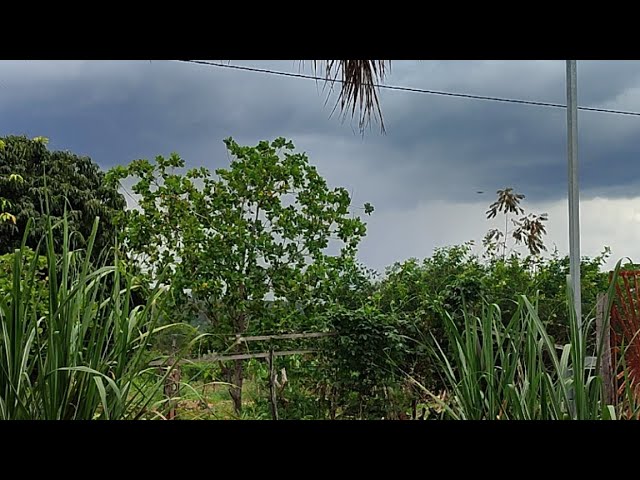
[176,60,640,118]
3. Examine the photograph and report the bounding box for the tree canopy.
[0,135,126,255]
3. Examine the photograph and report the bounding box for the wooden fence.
[153,331,335,420]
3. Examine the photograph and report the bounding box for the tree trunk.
[228,359,244,414]
[223,285,248,416]
[229,294,248,415]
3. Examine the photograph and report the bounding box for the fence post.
[267,345,279,420]
[164,339,181,420]
[596,292,615,406]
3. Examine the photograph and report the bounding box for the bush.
[315,304,407,419]
[246,356,328,420]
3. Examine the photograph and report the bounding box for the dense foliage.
[270,245,613,419]
[0,135,126,255]
[1,133,628,421]
[108,137,370,412]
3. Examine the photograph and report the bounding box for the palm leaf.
[311,60,391,133]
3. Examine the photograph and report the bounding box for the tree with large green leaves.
[107,137,371,413]
[0,135,126,255]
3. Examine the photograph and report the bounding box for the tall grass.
[419,260,639,420]
[0,215,172,419]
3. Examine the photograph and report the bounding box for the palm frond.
[311,60,390,133]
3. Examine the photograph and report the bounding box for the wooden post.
[267,346,279,420]
[596,292,615,406]
[164,338,181,420]
[163,359,182,420]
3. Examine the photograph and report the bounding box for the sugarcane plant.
[0,210,180,419]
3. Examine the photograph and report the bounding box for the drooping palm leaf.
[311,60,391,133]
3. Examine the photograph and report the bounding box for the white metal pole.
[566,60,582,327]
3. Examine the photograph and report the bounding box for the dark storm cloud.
[5,60,640,271]
[2,60,640,212]
[0,60,346,170]
[362,60,640,205]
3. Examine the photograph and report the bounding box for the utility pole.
[566,60,582,327]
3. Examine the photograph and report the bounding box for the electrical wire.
[176,60,640,118]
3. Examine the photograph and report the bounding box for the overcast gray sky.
[2,60,640,272]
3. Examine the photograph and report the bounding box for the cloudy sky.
[2,60,640,273]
